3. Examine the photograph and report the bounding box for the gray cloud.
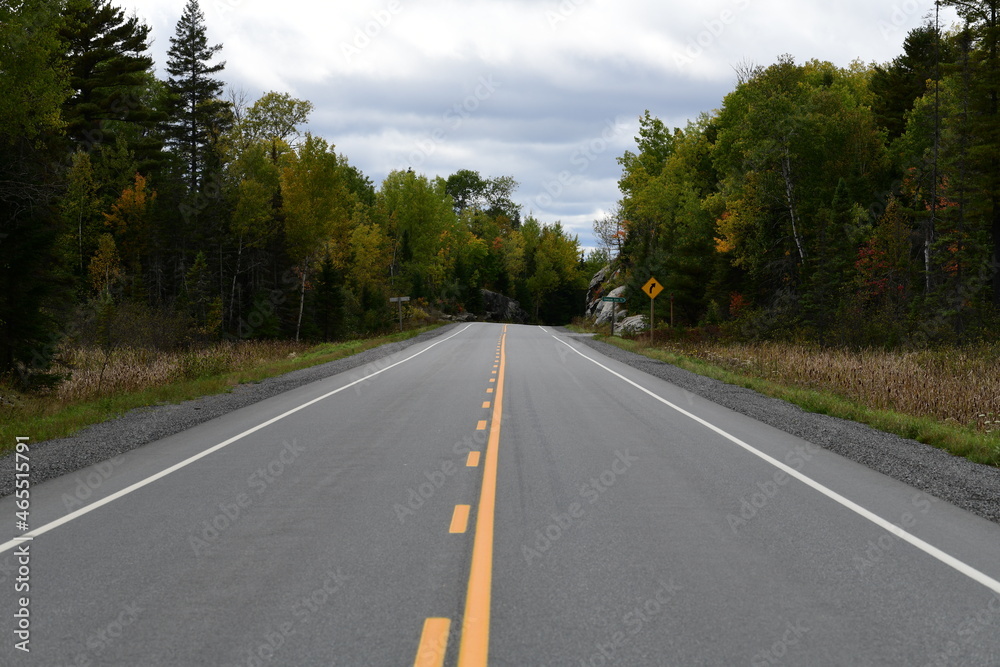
[118,0,956,249]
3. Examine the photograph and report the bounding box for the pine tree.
[0,0,73,380]
[59,0,160,151]
[940,0,1000,305]
[871,23,948,141]
[165,0,229,193]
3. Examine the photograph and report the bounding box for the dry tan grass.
[54,341,309,403]
[657,341,1000,434]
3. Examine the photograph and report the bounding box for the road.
[1,322,998,665]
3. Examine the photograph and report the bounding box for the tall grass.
[54,341,308,403]
[661,341,1000,434]
[0,326,442,452]
[586,330,1000,467]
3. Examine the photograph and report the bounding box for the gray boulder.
[618,314,648,335]
[481,289,529,323]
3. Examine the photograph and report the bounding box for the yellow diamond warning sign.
[642,277,664,300]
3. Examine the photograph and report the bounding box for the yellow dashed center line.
[414,617,451,667]
[413,329,509,666]
[450,505,471,533]
[458,324,508,665]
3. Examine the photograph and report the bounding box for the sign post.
[642,278,664,343]
[601,296,626,335]
[389,296,411,332]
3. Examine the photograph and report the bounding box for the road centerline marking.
[552,335,1000,597]
[450,505,472,533]
[458,324,508,665]
[414,617,451,667]
[0,324,477,555]
[466,451,481,467]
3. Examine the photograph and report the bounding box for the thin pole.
[650,297,654,344]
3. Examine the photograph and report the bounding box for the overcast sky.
[115,0,956,252]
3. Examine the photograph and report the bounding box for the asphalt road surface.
[1,323,998,666]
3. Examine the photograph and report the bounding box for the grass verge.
[582,332,1000,468]
[0,325,444,455]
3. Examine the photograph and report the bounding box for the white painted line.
[553,336,1000,597]
[0,325,475,554]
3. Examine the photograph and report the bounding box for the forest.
[4,0,1000,392]
[599,2,1000,348]
[0,0,590,386]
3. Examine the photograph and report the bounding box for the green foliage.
[0,0,73,378]
[58,0,162,150]
[165,0,230,193]
[607,35,1000,346]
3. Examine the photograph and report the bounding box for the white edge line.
[0,324,475,554]
[553,336,1000,597]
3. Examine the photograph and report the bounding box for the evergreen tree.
[871,23,948,141]
[0,0,73,379]
[939,0,1000,305]
[165,0,229,194]
[314,253,345,341]
[59,0,161,152]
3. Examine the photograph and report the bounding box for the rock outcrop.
[591,286,627,326]
[585,263,627,324]
[481,289,529,323]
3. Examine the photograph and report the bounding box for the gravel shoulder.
[4,324,999,527]
[0,325,461,498]
[568,331,1000,525]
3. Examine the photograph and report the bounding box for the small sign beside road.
[601,296,626,335]
[390,296,411,331]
